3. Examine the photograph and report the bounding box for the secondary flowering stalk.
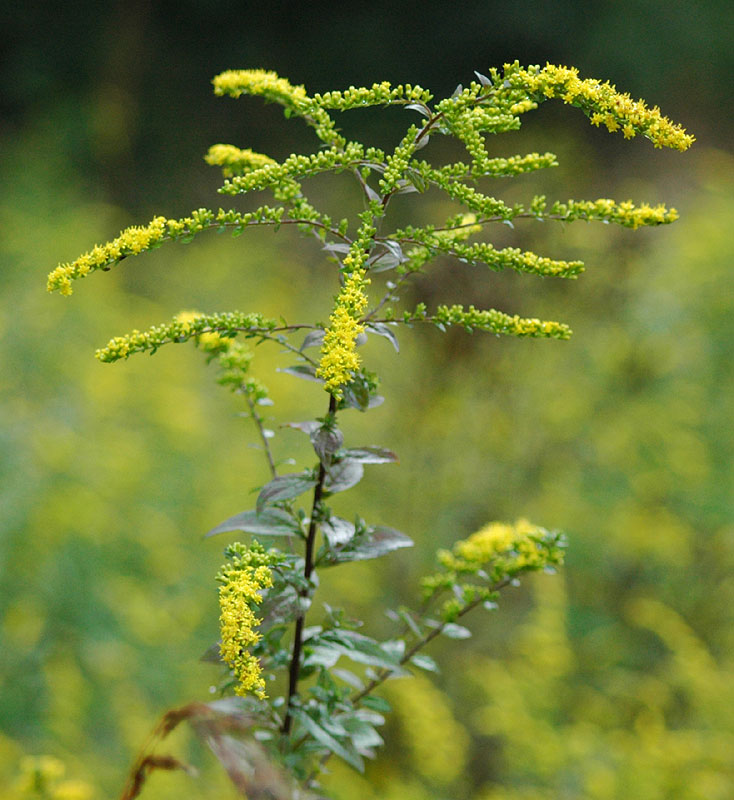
[217,542,276,699]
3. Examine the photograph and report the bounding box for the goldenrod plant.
[49,63,692,797]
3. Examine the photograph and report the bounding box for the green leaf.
[256,473,317,513]
[311,426,344,464]
[205,508,300,538]
[441,623,472,639]
[321,517,355,547]
[324,459,364,493]
[360,695,391,713]
[315,630,404,672]
[324,525,413,564]
[291,707,364,772]
[341,716,384,752]
[366,322,400,352]
[341,446,398,464]
[299,329,325,351]
[410,653,439,672]
[278,364,323,383]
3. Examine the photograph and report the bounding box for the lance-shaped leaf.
[206,508,301,538]
[322,525,413,564]
[365,322,400,352]
[256,472,317,513]
[340,446,398,464]
[278,363,323,383]
[313,629,405,673]
[290,706,364,772]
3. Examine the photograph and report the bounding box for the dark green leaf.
[257,473,317,513]
[291,707,364,772]
[205,508,300,538]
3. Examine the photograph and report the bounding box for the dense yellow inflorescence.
[218,563,273,699]
[205,144,277,177]
[316,257,370,397]
[452,518,550,569]
[213,69,308,106]
[514,63,695,151]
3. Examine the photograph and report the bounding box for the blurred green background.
[2,2,734,798]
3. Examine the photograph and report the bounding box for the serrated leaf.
[411,653,440,672]
[324,459,364,493]
[291,707,364,772]
[442,623,472,639]
[256,473,317,513]
[206,508,300,538]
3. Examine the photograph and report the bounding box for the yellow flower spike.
[316,266,370,397]
[218,560,273,699]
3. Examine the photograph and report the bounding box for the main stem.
[281,393,337,735]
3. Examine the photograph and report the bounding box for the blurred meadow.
[2,3,734,798]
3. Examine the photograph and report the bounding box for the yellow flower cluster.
[95,310,273,362]
[513,63,694,151]
[434,304,572,339]
[316,260,370,397]
[552,197,678,229]
[218,562,273,699]
[212,69,308,107]
[422,519,565,620]
[452,518,550,569]
[310,81,433,110]
[175,309,228,350]
[48,206,286,295]
[204,144,276,177]
[47,216,168,295]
